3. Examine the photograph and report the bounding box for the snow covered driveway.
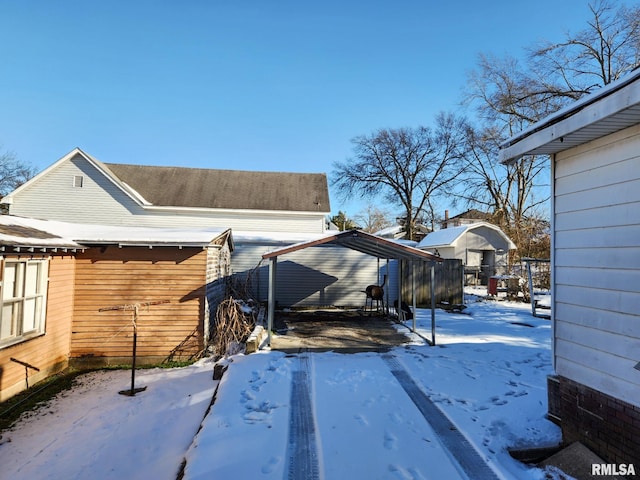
[184,350,508,479]
[185,298,560,480]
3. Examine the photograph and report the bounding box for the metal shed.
[261,229,442,346]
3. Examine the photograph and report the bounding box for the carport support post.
[397,260,404,321]
[412,261,417,333]
[267,256,277,347]
[430,261,436,345]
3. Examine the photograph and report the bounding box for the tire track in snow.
[285,354,321,480]
[382,354,500,480]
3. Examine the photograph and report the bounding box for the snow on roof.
[0,216,231,248]
[417,222,515,250]
[373,225,403,237]
[417,225,469,249]
[0,220,84,250]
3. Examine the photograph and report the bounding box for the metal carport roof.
[261,229,442,347]
[262,229,440,261]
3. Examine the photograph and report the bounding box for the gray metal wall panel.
[232,243,398,308]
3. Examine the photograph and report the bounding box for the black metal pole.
[119,308,147,396]
[130,322,137,394]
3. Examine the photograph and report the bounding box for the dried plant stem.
[212,297,255,358]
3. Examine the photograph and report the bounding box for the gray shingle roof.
[103,163,330,212]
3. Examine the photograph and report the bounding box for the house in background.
[0,148,399,309]
[416,222,516,285]
[441,209,493,229]
[0,148,330,234]
[499,70,640,464]
[0,215,233,400]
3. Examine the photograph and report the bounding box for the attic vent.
[73,175,84,188]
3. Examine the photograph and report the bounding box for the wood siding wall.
[71,246,208,365]
[0,255,75,401]
[8,153,327,233]
[554,123,640,408]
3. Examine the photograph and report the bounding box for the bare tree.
[466,0,640,128]
[457,124,550,226]
[332,113,465,240]
[353,204,394,234]
[530,0,640,91]
[0,148,36,198]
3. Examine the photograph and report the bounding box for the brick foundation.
[551,375,640,464]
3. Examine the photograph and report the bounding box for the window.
[0,259,48,347]
[73,175,84,187]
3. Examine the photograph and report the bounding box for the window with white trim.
[0,259,49,347]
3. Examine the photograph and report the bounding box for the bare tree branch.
[332,117,465,240]
[0,147,36,198]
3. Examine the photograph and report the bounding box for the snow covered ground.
[0,290,562,479]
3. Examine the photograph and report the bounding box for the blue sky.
[0,1,595,217]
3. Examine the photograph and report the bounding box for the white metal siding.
[554,123,640,408]
[121,209,326,233]
[8,154,140,223]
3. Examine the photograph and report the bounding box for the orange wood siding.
[0,255,75,401]
[71,246,207,363]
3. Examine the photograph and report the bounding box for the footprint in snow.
[384,430,398,450]
[388,464,426,480]
[241,389,256,403]
[389,411,403,425]
[354,414,368,427]
[261,456,281,474]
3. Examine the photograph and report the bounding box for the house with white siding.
[1,148,330,233]
[499,70,640,465]
[1,148,394,308]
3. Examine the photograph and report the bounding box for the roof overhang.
[262,229,441,262]
[0,216,233,252]
[0,244,85,254]
[74,227,233,250]
[499,70,640,163]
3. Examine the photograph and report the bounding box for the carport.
[261,229,442,347]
